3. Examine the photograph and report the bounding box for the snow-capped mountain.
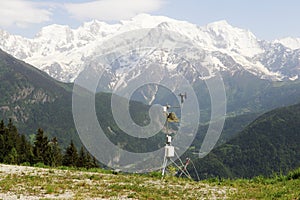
[0,14,299,84]
[274,37,300,50]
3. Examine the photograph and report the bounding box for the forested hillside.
[0,49,158,150]
[0,49,77,146]
[190,102,300,179]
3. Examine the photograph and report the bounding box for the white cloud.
[64,0,165,21]
[0,0,165,31]
[0,0,52,28]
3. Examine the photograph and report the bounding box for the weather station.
[161,93,199,180]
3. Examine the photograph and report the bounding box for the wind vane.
[178,92,187,104]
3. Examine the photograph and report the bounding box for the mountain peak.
[81,19,110,29]
[35,24,72,39]
[274,37,300,50]
[207,20,232,27]
[205,20,263,57]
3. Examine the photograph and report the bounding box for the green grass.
[0,164,299,199]
[0,164,228,199]
[203,168,300,199]
[229,178,300,199]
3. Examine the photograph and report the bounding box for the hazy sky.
[0,0,299,40]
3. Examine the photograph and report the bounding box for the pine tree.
[92,156,99,168]
[0,120,4,131]
[0,119,21,164]
[63,140,78,167]
[17,134,34,164]
[6,119,19,156]
[4,147,18,164]
[0,121,5,162]
[77,146,87,168]
[48,137,62,167]
[0,134,4,162]
[85,152,93,169]
[33,128,50,164]
[7,119,17,134]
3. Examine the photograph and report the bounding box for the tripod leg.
[161,156,168,176]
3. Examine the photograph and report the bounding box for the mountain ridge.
[0,14,299,83]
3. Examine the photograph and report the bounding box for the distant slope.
[0,48,77,146]
[191,102,300,179]
[0,49,162,151]
[196,71,300,117]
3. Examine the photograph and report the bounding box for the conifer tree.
[0,121,5,161]
[0,119,100,169]
[0,119,25,164]
[63,140,78,167]
[0,120,65,166]
[48,137,62,167]
[85,152,93,169]
[6,119,18,156]
[92,156,99,168]
[0,120,4,132]
[0,134,4,162]
[4,147,18,164]
[77,146,87,168]
[7,119,17,135]
[17,134,34,164]
[33,128,50,164]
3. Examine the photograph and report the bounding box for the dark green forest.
[189,102,300,179]
[0,119,98,169]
